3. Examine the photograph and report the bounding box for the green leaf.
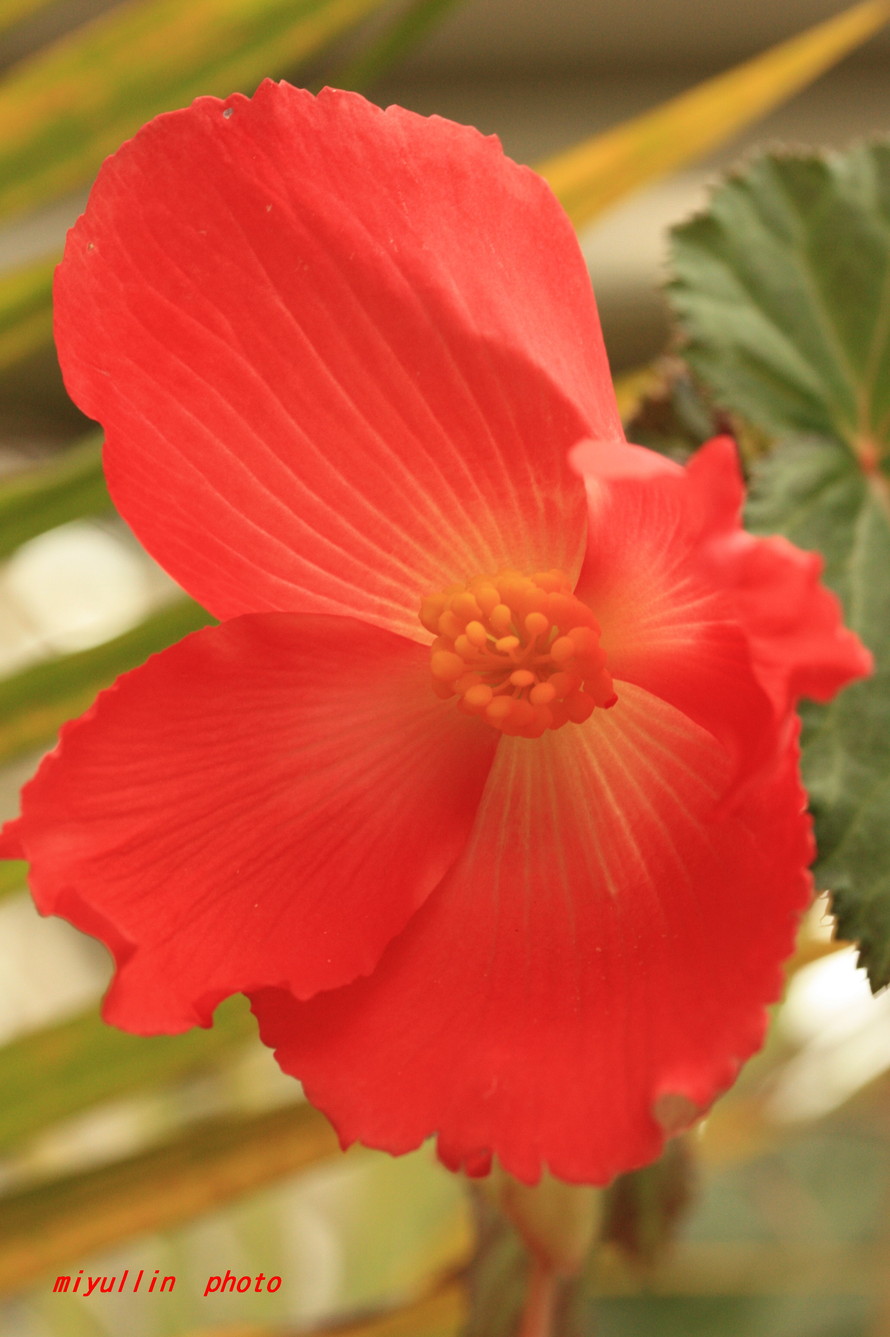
[667,142,890,989]
[0,432,106,561]
[747,439,890,988]
[0,597,213,764]
[0,0,393,224]
[0,995,255,1154]
[668,142,890,458]
[538,0,890,229]
[0,1099,340,1293]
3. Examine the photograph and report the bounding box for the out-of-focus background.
[1,2,889,1335]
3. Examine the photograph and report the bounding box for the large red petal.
[251,684,812,1186]
[4,615,495,1032]
[54,83,621,639]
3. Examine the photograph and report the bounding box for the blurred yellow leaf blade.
[0,0,464,368]
[0,0,392,222]
[612,362,668,423]
[0,995,255,1154]
[2,3,884,364]
[0,1101,341,1293]
[538,0,890,227]
[0,0,53,34]
[0,862,26,899]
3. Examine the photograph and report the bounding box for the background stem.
[517,1257,558,1337]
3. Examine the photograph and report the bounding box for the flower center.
[420,568,616,739]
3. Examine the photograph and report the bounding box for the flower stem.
[517,1257,558,1337]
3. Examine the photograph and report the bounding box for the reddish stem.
[517,1257,558,1337]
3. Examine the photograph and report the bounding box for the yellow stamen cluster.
[420,568,616,739]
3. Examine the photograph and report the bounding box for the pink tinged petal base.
[4,615,496,1033]
[53,83,623,639]
[251,682,813,1186]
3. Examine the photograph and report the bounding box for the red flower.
[0,84,872,1185]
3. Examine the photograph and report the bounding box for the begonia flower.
[0,83,872,1186]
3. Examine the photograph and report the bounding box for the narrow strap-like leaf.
[0,0,392,222]
[0,1101,340,1293]
[0,995,255,1154]
[0,597,213,764]
[0,431,105,561]
[2,1,885,371]
[0,0,53,35]
[538,0,890,227]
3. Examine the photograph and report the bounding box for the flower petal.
[251,683,812,1186]
[682,437,874,712]
[4,614,496,1032]
[572,437,872,734]
[54,83,622,638]
[571,437,777,789]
